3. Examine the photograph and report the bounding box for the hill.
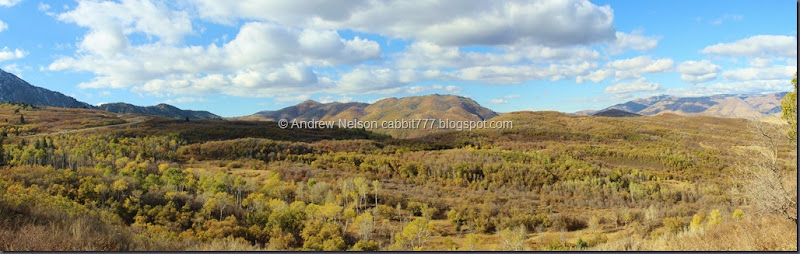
[592,109,641,117]
[239,100,369,121]
[239,94,498,138]
[96,102,220,120]
[0,68,93,108]
[602,93,787,119]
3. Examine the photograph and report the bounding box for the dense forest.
[0,80,796,251]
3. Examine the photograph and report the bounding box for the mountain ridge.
[0,68,93,108]
[595,92,788,119]
[0,68,220,120]
[95,102,221,120]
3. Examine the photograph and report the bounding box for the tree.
[498,225,526,251]
[737,120,797,224]
[781,72,797,139]
[463,233,480,251]
[354,212,375,241]
[19,114,24,124]
[0,138,4,166]
[393,218,433,250]
[707,209,722,227]
[689,211,705,232]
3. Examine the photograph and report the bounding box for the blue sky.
[0,0,796,117]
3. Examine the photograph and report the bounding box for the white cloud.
[395,41,520,69]
[275,94,311,103]
[721,65,797,81]
[605,56,673,80]
[190,0,617,47]
[608,30,660,55]
[38,2,50,11]
[0,47,26,62]
[457,61,596,84]
[334,67,416,94]
[701,35,797,57]
[488,98,509,104]
[677,60,720,83]
[604,77,660,94]
[710,14,743,25]
[58,0,194,52]
[406,84,463,94]
[0,0,21,7]
[0,20,6,33]
[48,20,381,97]
[2,63,21,75]
[489,94,521,104]
[164,97,207,104]
[668,79,792,97]
[318,95,353,103]
[577,69,613,83]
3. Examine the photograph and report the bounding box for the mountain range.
[0,69,219,119]
[585,93,788,119]
[95,103,220,120]
[0,68,791,124]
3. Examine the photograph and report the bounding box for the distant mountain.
[592,109,640,117]
[601,93,788,119]
[0,68,93,108]
[0,68,220,120]
[572,109,598,116]
[96,103,220,120]
[240,100,369,121]
[238,94,498,137]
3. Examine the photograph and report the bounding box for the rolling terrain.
[0,100,794,251]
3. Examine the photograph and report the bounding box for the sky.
[0,0,796,117]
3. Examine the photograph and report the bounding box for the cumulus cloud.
[0,20,6,33]
[164,97,207,104]
[677,60,720,83]
[576,69,613,83]
[488,95,520,104]
[333,67,421,94]
[721,65,797,81]
[457,61,596,84]
[608,30,660,55]
[668,79,792,97]
[395,41,520,69]
[604,56,673,80]
[317,95,353,103]
[406,84,463,94]
[48,19,381,96]
[0,0,21,7]
[190,0,617,47]
[0,47,26,62]
[701,35,797,57]
[604,77,660,94]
